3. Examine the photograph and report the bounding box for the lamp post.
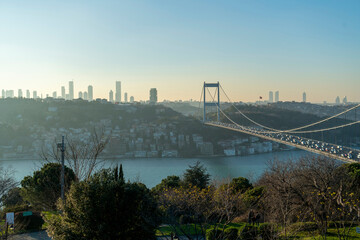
[57,136,66,201]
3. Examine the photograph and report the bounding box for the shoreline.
[0,148,301,161]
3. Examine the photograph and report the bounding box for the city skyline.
[0,1,359,102]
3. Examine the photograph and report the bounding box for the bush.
[179,214,192,224]
[288,222,317,233]
[45,166,161,240]
[21,163,76,210]
[2,204,30,218]
[224,227,239,240]
[206,228,223,240]
[259,223,278,240]
[14,212,44,232]
[327,221,354,228]
[239,224,258,240]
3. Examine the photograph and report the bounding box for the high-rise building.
[275,91,279,102]
[303,92,306,102]
[79,91,83,99]
[26,90,30,98]
[269,91,273,103]
[115,81,121,102]
[69,81,74,100]
[33,91,37,99]
[1,89,4,98]
[150,88,157,103]
[18,89,23,98]
[335,96,340,104]
[61,86,65,99]
[83,91,88,101]
[124,92,128,103]
[130,96,134,103]
[88,85,93,101]
[343,96,347,104]
[53,91,57,98]
[109,90,114,102]
[6,90,14,98]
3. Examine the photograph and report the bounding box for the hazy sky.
[0,1,359,102]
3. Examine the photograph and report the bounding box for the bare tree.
[40,127,110,180]
[158,181,246,240]
[0,164,17,207]
[259,156,359,240]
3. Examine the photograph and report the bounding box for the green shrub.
[2,204,30,218]
[239,224,258,240]
[206,228,223,240]
[327,221,354,228]
[288,222,317,233]
[14,212,44,232]
[259,223,278,240]
[224,227,239,240]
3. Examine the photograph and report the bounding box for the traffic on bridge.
[201,82,360,163]
[206,121,360,163]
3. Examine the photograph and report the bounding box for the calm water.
[2,150,312,188]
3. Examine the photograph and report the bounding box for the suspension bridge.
[201,82,360,163]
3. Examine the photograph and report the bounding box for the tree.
[41,127,110,180]
[1,187,24,208]
[152,175,181,194]
[45,166,161,240]
[229,177,253,193]
[258,156,360,240]
[158,179,247,240]
[183,161,210,189]
[0,164,17,207]
[21,163,76,210]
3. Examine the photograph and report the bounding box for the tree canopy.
[20,163,76,210]
[45,165,161,240]
[183,161,210,189]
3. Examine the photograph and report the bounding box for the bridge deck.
[205,122,358,163]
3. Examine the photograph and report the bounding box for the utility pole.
[57,136,66,201]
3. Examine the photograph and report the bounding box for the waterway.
[1,150,312,188]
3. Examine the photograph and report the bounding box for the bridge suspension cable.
[219,84,360,133]
[206,87,360,134]
[196,85,204,120]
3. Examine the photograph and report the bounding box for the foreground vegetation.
[0,156,360,239]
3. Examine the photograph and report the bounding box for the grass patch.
[157,222,360,239]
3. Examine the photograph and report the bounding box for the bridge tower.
[203,82,220,122]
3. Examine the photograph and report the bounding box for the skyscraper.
[275,91,279,102]
[61,86,65,99]
[124,92,128,103]
[150,88,157,103]
[269,91,273,103]
[79,91,83,99]
[109,90,114,102]
[69,81,74,100]
[335,96,340,104]
[53,91,57,98]
[88,85,93,101]
[115,81,121,102]
[343,96,347,104]
[6,90,14,98]
[130,96,134,103]
[303,92,306,102]
[26,90,30,98]
[33,91,37,99]
[18,89,23,98]
[83,91,88,101]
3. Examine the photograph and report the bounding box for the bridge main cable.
[207,87,360,134]
[219,84,360,133]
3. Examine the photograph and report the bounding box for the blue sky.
[0,0,359,102]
